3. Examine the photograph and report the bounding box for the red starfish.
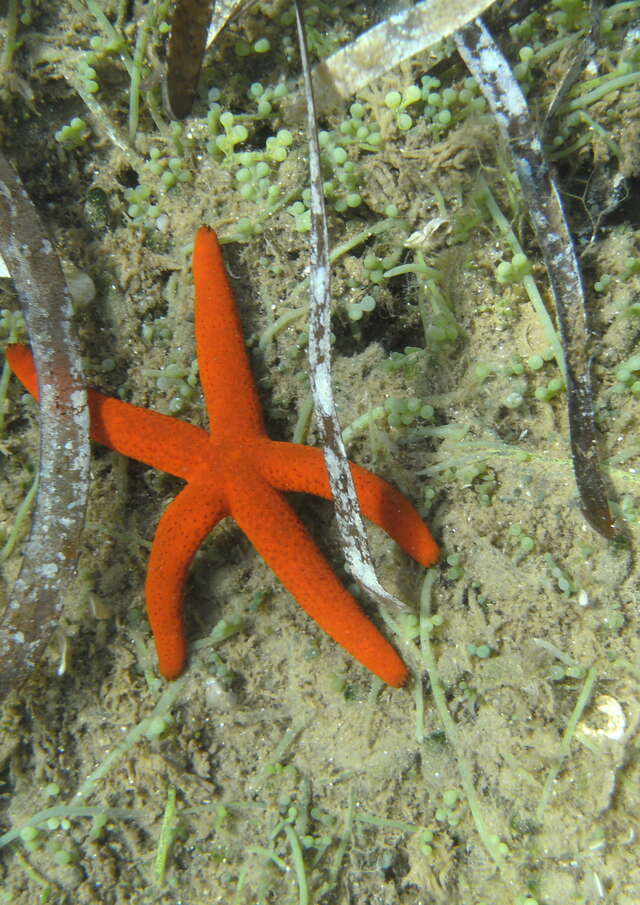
[6,227,439,686]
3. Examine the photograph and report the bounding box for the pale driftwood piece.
[313,0,496,108]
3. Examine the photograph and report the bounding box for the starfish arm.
[193,227,266,441]
[255,440,439,567]
[146,476,229,679]
[6,344,210,480]
[227,463,408,686]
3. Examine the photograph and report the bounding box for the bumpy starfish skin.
[6,227,439,687]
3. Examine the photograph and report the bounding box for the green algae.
[1,1,640,903]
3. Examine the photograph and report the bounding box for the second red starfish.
[7,227,439,687]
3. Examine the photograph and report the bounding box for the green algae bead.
[496,260,513,283]
[404,85,422,104]
[441,88,457,106]
[20,826,39,843]
[512,251,531,276]
[53,849,77,866]
[385,91,402,109]
[425,325,446,343]
[443,789,458,807]
[232,124,248,143]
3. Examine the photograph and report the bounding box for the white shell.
[577,695,626,742]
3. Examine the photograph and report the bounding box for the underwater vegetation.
[0,0,639,903]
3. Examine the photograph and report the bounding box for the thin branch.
[0,152,91,703]
[294,1,412,613]
[454,18,615,539]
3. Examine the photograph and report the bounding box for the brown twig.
[162,0,214,120]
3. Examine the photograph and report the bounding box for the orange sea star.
[6,227,439,686]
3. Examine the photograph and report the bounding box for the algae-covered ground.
[1,1,640,903]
